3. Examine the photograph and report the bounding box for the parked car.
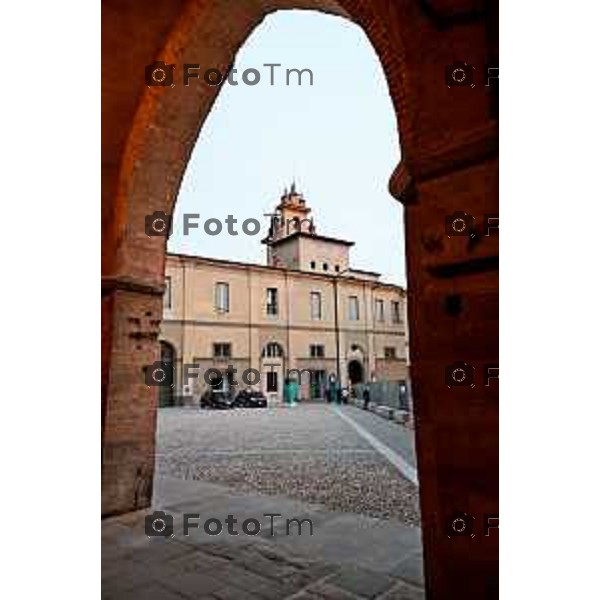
[234,388,267,408]
[200,388,235,409]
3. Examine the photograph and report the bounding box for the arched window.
[262,342,284,358]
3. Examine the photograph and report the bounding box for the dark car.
[200,388,235,409]
[234,389,267,408]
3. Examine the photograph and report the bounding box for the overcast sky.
[168,10,406,285]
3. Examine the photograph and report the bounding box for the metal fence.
[353,379,412,412]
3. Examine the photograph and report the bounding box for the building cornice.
[166,252,405,291]
[162,318,407,336]
[262,230,355,248]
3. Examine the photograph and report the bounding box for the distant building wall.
[160,253,408,404]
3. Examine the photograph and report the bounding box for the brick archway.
[102,2,498,598]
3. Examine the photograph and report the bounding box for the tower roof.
[277,182,310,213]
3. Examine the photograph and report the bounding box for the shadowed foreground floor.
[102,476,424,599]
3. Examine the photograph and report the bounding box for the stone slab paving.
[103,477,424,599]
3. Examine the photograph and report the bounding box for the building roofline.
[348,268,381,277]
[165,252,404,291]
[261,231,355,247]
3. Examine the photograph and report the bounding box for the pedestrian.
[326,375,336,403]
[341,387,349,404]
[362,384,371,410]
[398,382,409,412]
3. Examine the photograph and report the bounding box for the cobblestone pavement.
[155,404,420,526]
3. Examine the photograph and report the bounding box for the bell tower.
[262,184,354,272]
[268,182,315,244]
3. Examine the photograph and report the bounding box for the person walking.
[326,374,336,403]
[335,381,342,405]
[362,384,371,410]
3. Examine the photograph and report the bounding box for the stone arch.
[348,343,365,356]
[102,2,498,597]
[104,1,418,286]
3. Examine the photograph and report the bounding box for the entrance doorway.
[348,360,364,385]
[261,342,285,403]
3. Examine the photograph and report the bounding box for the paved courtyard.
[155,404,420,525]
[103,403,424,599]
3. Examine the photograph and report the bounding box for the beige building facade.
[159,186,408,405]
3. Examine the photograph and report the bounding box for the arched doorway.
[158,341,175,407]
[347,359,364,385]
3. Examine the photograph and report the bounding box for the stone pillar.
[101,279,164,517]
[393,139,499,599]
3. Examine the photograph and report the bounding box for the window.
[375,299,385,322]
[163,276,172,310]
[391,300,401,324]
[310,344,325,358]
[322,263,329,271]
[310,291,322,320]
[215,282,229,313]
[266,288,278,316]
[213,343,231,359]
[348,296,360,321]
[262,342,283,358]
[334,265,340,273]
[310,261,316,269]
[266,371,278,392]
[384,346,397,359]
